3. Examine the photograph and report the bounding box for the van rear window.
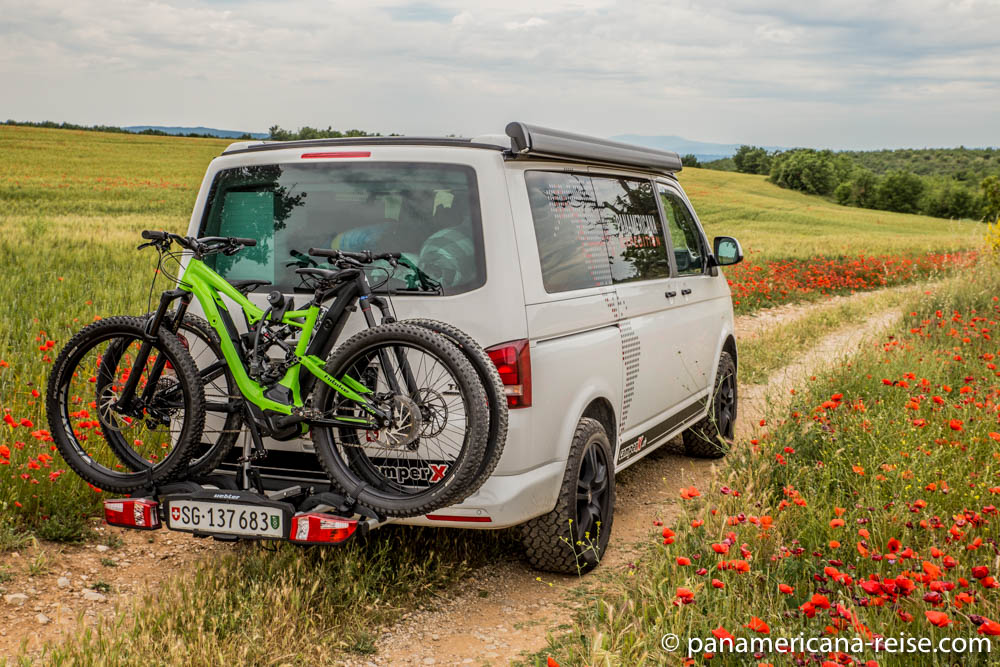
[199,162,485,294]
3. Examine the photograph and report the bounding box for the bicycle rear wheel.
[403,319,508,483]
[311,322,489,518]
[46,316,205,492]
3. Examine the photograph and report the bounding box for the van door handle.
[681,288,692,295]
[665,291,677,298]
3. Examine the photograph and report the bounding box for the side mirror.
[712,236,743,266]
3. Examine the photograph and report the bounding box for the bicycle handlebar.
[308,248,402,264]
[140,231,256,255]
[198,235,257,248]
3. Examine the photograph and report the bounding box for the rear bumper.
[394,459,565,529]
[220,449,566,530]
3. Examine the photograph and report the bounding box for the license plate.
[166,499,285,538]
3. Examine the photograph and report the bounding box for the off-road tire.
[520,418,615,574]
[311,322,490,518]
[682,351,737,459]
[46,316,205,492]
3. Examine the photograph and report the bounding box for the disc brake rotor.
[374,394,423,449]
[414,387,448,438]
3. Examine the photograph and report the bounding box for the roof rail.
[220,136,507,156]
[505,122,682,173]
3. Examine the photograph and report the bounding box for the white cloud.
[504,17,547,29]
[0,0,998,148]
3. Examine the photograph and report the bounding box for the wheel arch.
[581,397,617,448]
[722,334,738,371]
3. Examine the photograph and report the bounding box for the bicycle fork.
[114,289,191,417]
[359,293,420,396]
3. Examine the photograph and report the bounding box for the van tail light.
[289,512,358,544]
[104,498,161,530]
[486,339,532,408]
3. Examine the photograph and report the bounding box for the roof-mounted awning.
[505,122,683,173]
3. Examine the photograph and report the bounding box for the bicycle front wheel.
[311,322,489,518]
[46,316,206,492]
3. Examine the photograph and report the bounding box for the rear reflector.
[485,339,532,408]
[104,498,161,530]
[300,151,371,159]
[425,514,492,523]
[289,512,358,544]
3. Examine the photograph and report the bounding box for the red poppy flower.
[778,584,794,595]
[810,594,831,609]
[711,627,735,647]
[978,619,1000,636]
[925,611,952,627]
[745,617,770,634]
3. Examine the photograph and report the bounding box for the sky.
[2,0,999,149]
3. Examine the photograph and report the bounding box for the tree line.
[2,120,382,141]
[1,119,254,139]
[706,145,1000,222]
[265,125,384,140]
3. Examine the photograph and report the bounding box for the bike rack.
[103,477,389,544]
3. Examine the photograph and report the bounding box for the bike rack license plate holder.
[161,489,294,541]
[103,484,381,544]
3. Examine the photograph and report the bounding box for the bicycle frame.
[144,257,389,428]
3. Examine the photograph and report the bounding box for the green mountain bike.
[46,231,503,518]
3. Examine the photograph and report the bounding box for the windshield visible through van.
[198,162,485,294]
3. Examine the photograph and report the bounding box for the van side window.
[591,176,670,284]
[526,171,669,293]
[658,187,706,276]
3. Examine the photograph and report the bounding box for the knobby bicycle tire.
[311,322,489,517]
[46,316,205,492]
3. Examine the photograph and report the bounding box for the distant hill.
[612,134,786,163]
[124,126,269,139]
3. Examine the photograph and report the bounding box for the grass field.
[679,168,979,261]
[0,125,989,663]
